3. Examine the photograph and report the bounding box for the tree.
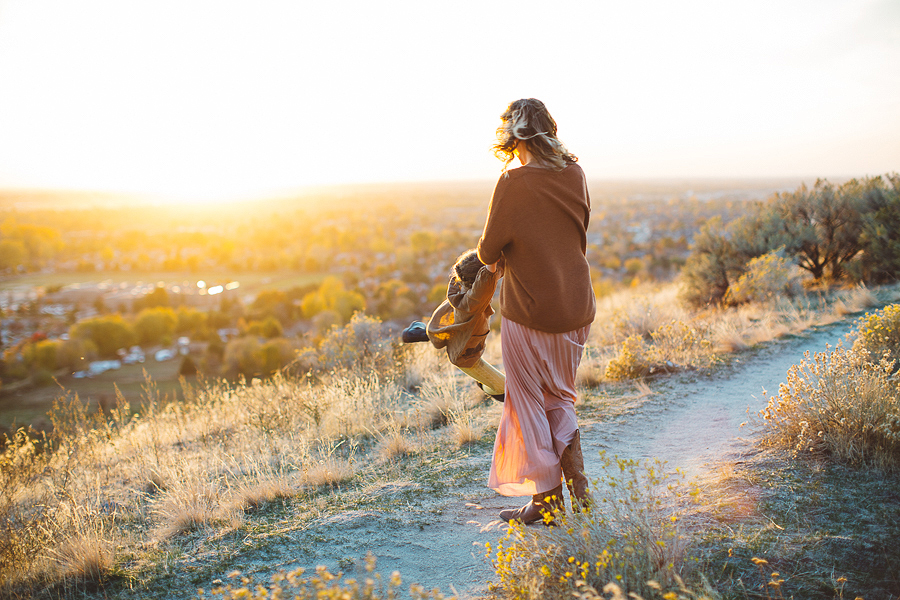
[679,217,741,307]
[22,339,61,373]
[179,355,198,376]
[175,306,208,335]
[222,336,262,379]
[70,315,135,357]
[244,316,284,339]
[775,179,865,280]
[680,176,897,306]
[249,289,290,322]
[301,276,366,323]
[133,286,169,312]
[133,307,177,346]
[0,240,26,273]
[856,174,900,283]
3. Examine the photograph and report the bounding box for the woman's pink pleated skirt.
[488,318,590,496]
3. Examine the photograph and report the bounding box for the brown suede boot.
[499,484,564,525]
[561,430,593,510]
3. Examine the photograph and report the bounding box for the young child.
[402,249,506,401]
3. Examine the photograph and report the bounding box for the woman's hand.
[485,261,498,273]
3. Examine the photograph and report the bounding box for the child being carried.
[401,249,506,401]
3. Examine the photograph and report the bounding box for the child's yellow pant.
[458,358,505,396]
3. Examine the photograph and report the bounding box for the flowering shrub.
[759,344,900,470]
[724,250,797,306]
[851,303,900,369]
[605,335,652,380]
[606,322,715,381]
[488,454,702,600]
[199,554,450,599]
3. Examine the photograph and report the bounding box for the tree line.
[681,174,900,307]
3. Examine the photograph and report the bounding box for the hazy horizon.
[0,174,831,209]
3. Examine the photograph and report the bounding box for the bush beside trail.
[758,302,900,471]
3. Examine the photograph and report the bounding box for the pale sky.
[0,0,898,203]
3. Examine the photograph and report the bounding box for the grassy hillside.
[2,281,899,599]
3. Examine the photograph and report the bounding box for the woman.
[476,98,596,524]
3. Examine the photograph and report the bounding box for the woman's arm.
[450,268,497,314]
[477,175,514,267]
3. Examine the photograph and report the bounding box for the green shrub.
[856,174,900,283]
[606,322,714,381]
[318,313,395,376]
[679,218,736,308]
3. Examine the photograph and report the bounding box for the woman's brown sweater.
[476,162,595,333]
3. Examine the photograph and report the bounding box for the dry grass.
[227,473,298,513]
[448,408,483,447]
[396,342,445,391]
[576,350,608,388]
[3,282,896,598]
[376,419,417,461]
[830,283,877,317]
[585,281,894,385]
[0,323,472,597]
[591,285,688,346]
[305,455,357,488]
[51,526,113,585]
[153,477,222,539]
[415,369,466,429]
[199,554,448,600]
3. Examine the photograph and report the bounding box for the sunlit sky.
[0,0,898,203]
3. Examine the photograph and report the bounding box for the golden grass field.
[3,277,900,599]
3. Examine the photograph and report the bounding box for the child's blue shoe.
[401,321,428,343]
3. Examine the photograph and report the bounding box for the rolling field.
[0,355,185,430]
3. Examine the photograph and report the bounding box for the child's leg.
[458,358,505,396]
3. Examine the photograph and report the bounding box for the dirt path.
[248,320,857,599]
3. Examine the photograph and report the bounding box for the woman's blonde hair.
[492,98,577,171]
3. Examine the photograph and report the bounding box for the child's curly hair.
[452,249,484,287]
